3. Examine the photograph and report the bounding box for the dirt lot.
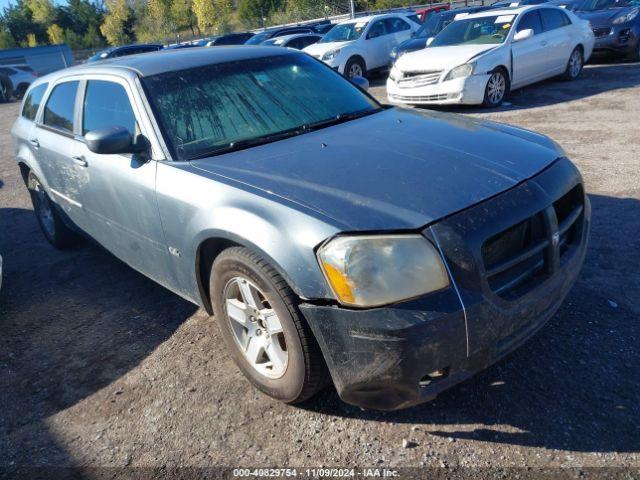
[1,60,639,476]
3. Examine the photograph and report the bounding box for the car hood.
[396,37,428,53]
[576,7,634,25]
[303,40,354,56]
[395,44,499,72]
[190,108,563,231]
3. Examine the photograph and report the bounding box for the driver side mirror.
[85,125,148,155]
[351,75,369,91]
[513,28,534,42]
[426,37,434,46]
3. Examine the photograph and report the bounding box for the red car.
[415,3,450,22]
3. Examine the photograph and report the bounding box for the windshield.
[320,21,368,43]
[415,12,452,38]
[87,49,112,62]
[143,54,381,161]
[576,0,637,10]
[431,14,514,46]
[261,38,283,46]
[245,31,271,45]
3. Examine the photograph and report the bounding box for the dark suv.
[87,44,163,62]
[575,0,640,59]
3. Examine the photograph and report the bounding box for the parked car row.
[76,0,638,110]
[0,65,38,103]
[387,5,595,107]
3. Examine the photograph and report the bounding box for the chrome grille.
[396,70,443,88]
[389,93,450,103]
[592,27,611,38]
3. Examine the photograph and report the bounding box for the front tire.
[482,69,509,108]
[344,57,366,80]
[210,247,329,404]
[27,173,78,249]
[563,47,583,80]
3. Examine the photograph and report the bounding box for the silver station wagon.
[12,48,590,410]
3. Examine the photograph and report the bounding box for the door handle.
[29,139,39,149]
[71,155,88,167]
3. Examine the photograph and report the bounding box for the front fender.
[155,162,340,307]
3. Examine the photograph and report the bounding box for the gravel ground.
[0,60,639,477]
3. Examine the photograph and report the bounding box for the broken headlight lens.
[317,234,450,307]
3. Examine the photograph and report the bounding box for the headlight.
[613,7,638,24]
[317,234,450,307]
[444,62,475,81]
[322,49,341,61]
[389,65,400,81]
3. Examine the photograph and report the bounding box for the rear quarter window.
[540,8,571,30]
[21,83,48,121]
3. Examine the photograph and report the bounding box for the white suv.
[303,13,420,78]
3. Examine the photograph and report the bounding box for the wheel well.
[347,55,366,71]
[575,44,584,53]
[196,237,241,314]
[493,65,510,80]
[18,162,30,186]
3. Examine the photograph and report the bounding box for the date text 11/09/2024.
[233,468,400,477]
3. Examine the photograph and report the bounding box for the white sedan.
[304,13,420,79]
[387,5,594,107]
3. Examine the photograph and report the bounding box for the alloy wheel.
[348,63,363,79]
[223,276,288,379]
[569,50,582,78]
[487,72,506,105]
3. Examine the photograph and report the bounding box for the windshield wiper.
[188,127,305,160]
[302,108,380,132]
[187,108,379,161]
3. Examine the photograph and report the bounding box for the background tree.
[193,0,231,34]
[238,0,282,29]
[100,0,133,45]
[26,0,54,25]
[26,31,37,46]
[47,23,64,43]
[171,0,198,35]
[0,26,16,48]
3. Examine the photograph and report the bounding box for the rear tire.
[482,68,509,108]
[344,57,366,80]
[210,247,329,404]
[563,47,583,80]
[0,76,13,103]
[628,41,640,62]
[27,173,79,249]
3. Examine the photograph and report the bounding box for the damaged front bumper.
[301,158,590,410]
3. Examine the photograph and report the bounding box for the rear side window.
[82,80,137,136]
[43,81,79,133]
[22,83,48,121]
[540,9,571,30]
[517,10,544,35]
[385,17,411,33]
[367,20,388,38]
